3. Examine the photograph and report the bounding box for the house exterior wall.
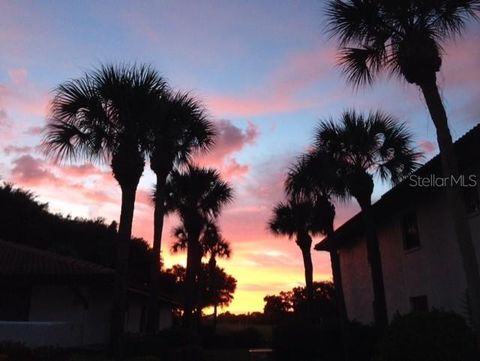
[0,283,174,347]
[339,165,480,324]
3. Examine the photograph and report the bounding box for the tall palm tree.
[163,165,233,327]
[316,110,420,328]
[43,64,167,354]
[285,152,348,328]
[147,91,215,334]
[326,0,480,331]
[269,198,328,316]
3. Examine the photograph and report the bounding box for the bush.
[375,310,478,361]
[202,326,266,349]
[272,321,341,361]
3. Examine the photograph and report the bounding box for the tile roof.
[0,239,114,281]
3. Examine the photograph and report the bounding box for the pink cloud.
[206,47,336,117]
[8,68,28,85]
[418,140,437,154]
[10,154,59,186]
[3,145,32,155]
[194,119,259,180]
[0,68,49,117]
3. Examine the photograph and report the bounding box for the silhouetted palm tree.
[326,0,480,331]
[170,221,232,329]
[316,110,420,328]
[43,64,167,355]
[285,152,348,329]
[201,222,231,329]
[163,165,233,327]
[147,91,215,334]
[269,198,328,317]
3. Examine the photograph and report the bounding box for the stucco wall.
[29,284,112,346]
[339,165,480,324]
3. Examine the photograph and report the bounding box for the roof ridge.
[0,238,114,274]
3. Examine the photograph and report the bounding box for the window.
[410,295,428,313]
[463,185,480,215]
[403,211,420,250]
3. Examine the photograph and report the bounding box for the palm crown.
[269,199,331,244]
[326,0,480,86]
[44,64,167,167]
[149,90,216,174]
[316,110,421,191]
[164,165,234,232]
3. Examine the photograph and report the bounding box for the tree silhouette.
[315,110,420,328]
[147,90,215,334]
[163,165,233,328]
[43,64,167,355]
[269,198,327,318]
[326,0,480,333]
[285,151,351,359]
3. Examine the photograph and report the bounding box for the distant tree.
[165,264,236,315]
[264,282,337,324]
[43,64,167,354]
[326,0,480,334]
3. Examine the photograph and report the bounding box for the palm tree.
[43,64,167,354]
[163,165,233,327]
[285,152,348,328]
[269,198,328,317]
[326,0,480,331]
[316,110,420,328]
[147,91,215,334]
[201,222,231,329]
[171,221,231,329]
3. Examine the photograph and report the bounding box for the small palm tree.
[171,221,231,329]
[326,0,480,331]
[316,110,420,328]
[147,90,215,334]
[163,165,233,327]
[201,222,231,329]
[43,64,167,354]
[286,152,348,320]
[269,198,328,316]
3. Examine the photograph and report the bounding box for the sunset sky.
[1,0,479,313]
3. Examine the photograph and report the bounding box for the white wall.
[339,166,480,324]
[30,284,112,346]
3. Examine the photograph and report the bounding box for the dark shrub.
[375,310,478,361]
[273,321,342,361]
[202,326,265,349]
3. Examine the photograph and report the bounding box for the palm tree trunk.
[146,172,168,334]
[193,244,204,326]
[326,225,350,361]
[420,80,480,339]
[299,237,314,319]
[111,184,137,357]
[184,240,197,328]
[184,230,202,329]
[359,200,388,329]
